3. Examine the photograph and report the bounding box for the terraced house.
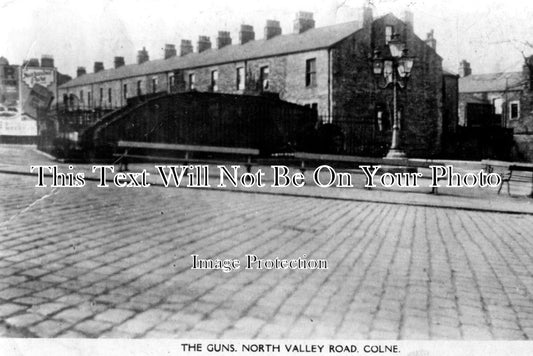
[58,8,454,157]
[458,58,533,161]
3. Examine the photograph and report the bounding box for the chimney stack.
[198,36,212,53]
[164,44,177,59]
[217,31,232,49]
[459,60,472,77]
[114,56,125,68]
[180,40,193,56]
[425,30,436,51]
[362,7,373,33]
[265,20,282,40]
[239,24,255,45]
[94,61,104,73]
[41,55,54,68]
[76,66,86,77]
[403,10,414,33]
[523,55,533,90]
[23,58,40,67]
[137,47,149,64]
[293,11,315,34]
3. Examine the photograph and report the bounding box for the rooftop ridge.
[60,19,362,89]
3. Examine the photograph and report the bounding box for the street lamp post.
[372,34,414,159]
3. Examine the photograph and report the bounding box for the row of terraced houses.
[57,8,454,158]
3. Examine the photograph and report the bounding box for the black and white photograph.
[1,0,533,354]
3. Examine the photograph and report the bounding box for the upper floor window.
[236,67,245,90]
[108,88,112,104]
[123,84,128,99]
[152,77,158,94]
[189,73,196,90]
[137,80,142,96]
[99,88,103,104]
[211,70,219,92]
[509,101,520,120]
[385,26,393,44]
[79,90,84,103]
[306,58,317,87]
[260,66,269,90]
[87,91,92,107]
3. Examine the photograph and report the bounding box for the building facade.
[59,8,450,157]
[458,58,533,161]
[0,55,71,143]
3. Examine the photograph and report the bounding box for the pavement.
[1,144,533,339]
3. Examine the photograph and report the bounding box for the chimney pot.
[265,20,282,40]
[293,11,315,34]
[239,24,255,44]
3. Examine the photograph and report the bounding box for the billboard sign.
[22,68,55,89]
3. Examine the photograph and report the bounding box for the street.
[1,153,533,339]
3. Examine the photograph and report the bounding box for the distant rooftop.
[459,72,525,93]
[60,20,362,89]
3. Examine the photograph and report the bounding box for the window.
[108,88,112,105]
[493,98,503,115]
[385,26,393,43]
[236,67,245,90]
[79,90,84,103]
[87,92,91,107]
[152,77,158,93]
[189,73,196,90]
[509,101,520,120]
[211,70,218,92]
[168,73,175,92]
[260,66,269,90]
[306,58,317,87]
[99,88,103,105]
[123,84,128,99]
[137,80,142,96]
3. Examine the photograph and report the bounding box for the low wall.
[514,134,533,162]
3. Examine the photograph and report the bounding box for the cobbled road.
[1,172,532,339]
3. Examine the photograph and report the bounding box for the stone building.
[458,58,533,161]
[59,8,451,157]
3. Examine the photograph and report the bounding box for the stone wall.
[331,14,444,158]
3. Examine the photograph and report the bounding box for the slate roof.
[459,71,525,93]
[60,20,362,89]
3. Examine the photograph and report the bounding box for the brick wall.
[331,14,444,158]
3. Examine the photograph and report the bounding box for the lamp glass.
[403,57,414,77]
[388,40,405,58]
[373,59,384,75]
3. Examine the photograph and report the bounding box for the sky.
[1,0,532,77]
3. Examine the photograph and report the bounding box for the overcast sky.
[1,0,532,77]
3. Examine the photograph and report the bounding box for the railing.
[316,115,390,157]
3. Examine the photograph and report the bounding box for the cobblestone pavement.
[1,170,533,339]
